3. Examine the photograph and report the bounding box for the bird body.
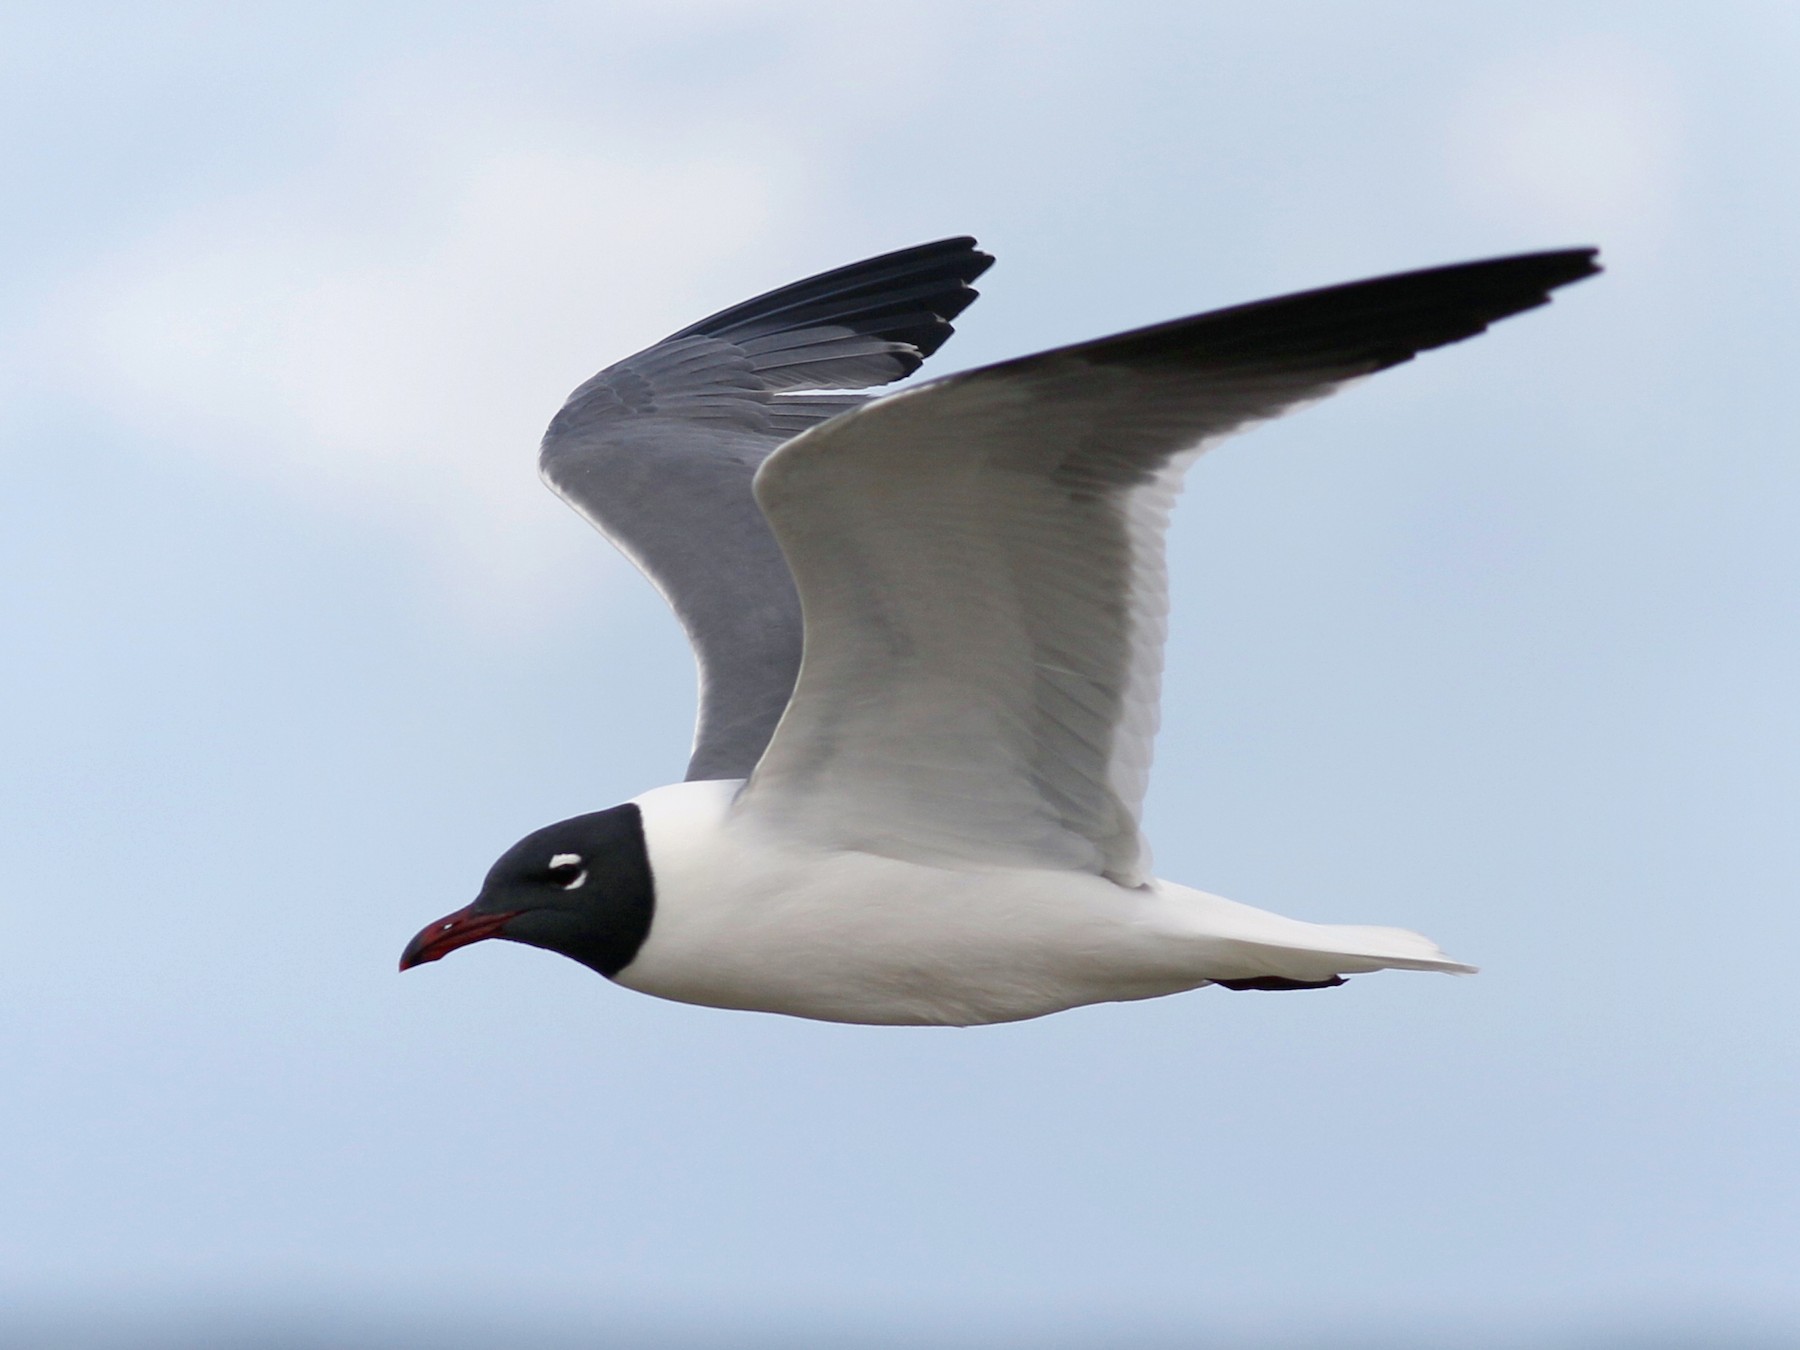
[400,236,1599,1025]
[616,780,1469,1026]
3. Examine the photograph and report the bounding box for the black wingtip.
[1536,245,1604,284]
[1074,246,1603,375]
[667,236,995,356]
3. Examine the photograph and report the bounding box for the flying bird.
[401,237,1598,1025]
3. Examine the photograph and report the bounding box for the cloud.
[1447,36,1685,259]
[49,70,811,625]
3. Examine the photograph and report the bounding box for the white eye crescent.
[548,852,587,890]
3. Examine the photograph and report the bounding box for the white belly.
[615,781,1471,1026]
[612,782,1206,1024]
[616,859,1210,1026]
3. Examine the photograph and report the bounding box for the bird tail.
[1159,886,1478,987]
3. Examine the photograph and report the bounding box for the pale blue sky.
[2,3,1796,1345]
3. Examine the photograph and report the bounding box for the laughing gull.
[401,237,1599,1025]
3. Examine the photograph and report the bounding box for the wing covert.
[538,238,994,781]
[738,250,1600,883]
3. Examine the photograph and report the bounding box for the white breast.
[614,781,1209,1025]
[615,781,1473,1026]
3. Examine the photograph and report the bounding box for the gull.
[400,237,1598,1025]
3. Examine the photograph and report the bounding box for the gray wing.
[538,238,994,781]
[739,250,1601,884]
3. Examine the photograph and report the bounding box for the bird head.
[399,803,654,977]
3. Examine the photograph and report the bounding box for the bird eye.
[546,852,586,890]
